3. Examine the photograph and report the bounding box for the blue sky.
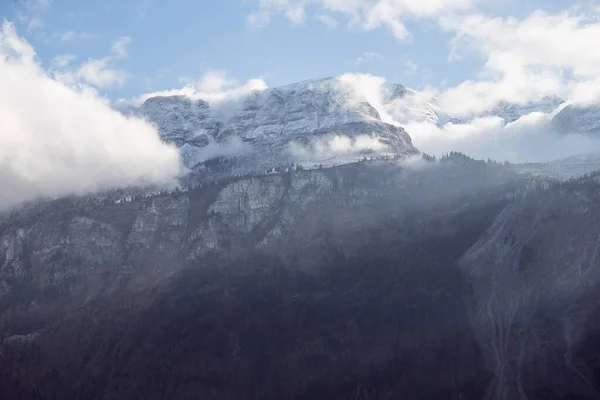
[1,0,583,101]
[1,0,482,99]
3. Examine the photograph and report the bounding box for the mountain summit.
[134,78,418,171]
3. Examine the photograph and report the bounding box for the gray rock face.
[551,103,600,135]
[0,157,531,305]
[138,95,222,148]
[134,78,418,170]
[459,175,600,399]
[484,96,564,123]
[385,85,562,127]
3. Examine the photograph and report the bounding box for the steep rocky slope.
[134,78,417,170]
[0,155,540,399]
[551,103,600,135]
[460,173,600,399]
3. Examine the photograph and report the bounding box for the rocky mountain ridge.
[133,78,417,170]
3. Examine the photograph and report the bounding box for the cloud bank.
[123,70,268,108]
[288,134,391,164]
[336,73,600,163]
[0,22,182,211]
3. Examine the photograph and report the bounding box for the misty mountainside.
[385,84,564,127]
[384,83,464,126]
[133,78,417,171]
[0,154,551,399]
[2,149,600,398]
[551,103,600,136]
[483,96,564,124]
[515,153,600,180]
[460,172,600,400]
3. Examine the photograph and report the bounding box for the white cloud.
[333,72,600,163]
[111,36,132,58]
[52,53,78,68]
[120,69,268,110]
[76,58,129,89]
[434,8,600,116]
[288,134,390,163]
[54,58,129,90]
[0,22,181,211]
[354,51,382,65]
[248,0,478,38]
[52,36,133,90]
[182,137,252,167]
[405,114,600,163]
[336,73,395,123]
[316,14,338,29]
[61,31,98,42]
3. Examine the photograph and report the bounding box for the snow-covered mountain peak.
[132,77,417,174]
[484,96,564,123]
[386,83,412,101]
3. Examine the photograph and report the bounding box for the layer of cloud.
[181,137,253,167]
[288,134,390,163]
[406,114,600,163]
[0,22,181,211]
[248,0,478,39]
[119,69,268,113]
[333,72,600,163]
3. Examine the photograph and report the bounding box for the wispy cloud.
[117,69,267,120]
[354,52,382,65]
[315,14,338,29]
[52,53,78,68]
[53,36,134,90]
[111,36,132,58]
[61,31,99,42]
[26,16,44,32]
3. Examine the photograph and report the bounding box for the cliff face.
[460,174,600,399]
[0,157,525,308]
[15,154,600,399]
[0,155,528,399]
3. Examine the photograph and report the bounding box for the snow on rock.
[133,78,418,172]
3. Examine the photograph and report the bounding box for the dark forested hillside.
[0,202,497,399]
[3,157,600,399]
